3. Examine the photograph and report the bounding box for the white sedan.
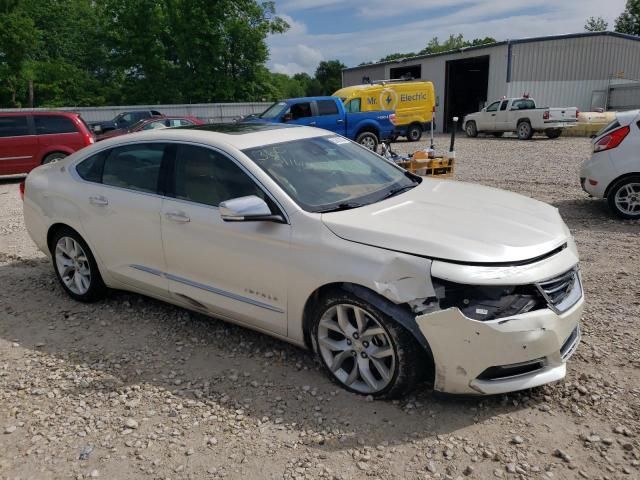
[580,109,640,219]
[23,124,583,397]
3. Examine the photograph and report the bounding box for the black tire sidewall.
[51,228,107,302]
[518,122,532,140]
[310,290,418,398]
[43,153,67,164]
[607,176,640,219]
[356,132,378,151]
[465,122,477,137]
[407,125,422,141]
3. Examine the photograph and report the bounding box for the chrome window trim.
[69,139,291,224]
[129,264,285,314]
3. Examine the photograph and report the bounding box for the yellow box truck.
[333,80,436,141]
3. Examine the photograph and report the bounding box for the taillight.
[543,111,550,120]
[19,181,25,201]
[389,113,397,125]
[594,125,630,153]
[576,109,580,119]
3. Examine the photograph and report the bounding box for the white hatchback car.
[580,109,640,219]
[23,124,583,397]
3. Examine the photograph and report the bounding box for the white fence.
[0,102,271,123]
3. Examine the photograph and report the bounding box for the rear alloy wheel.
[52,228,106,302]
[356,132,379,151]
[465,121,478,138]
[608,177,640,219]
[42,152,67,164]
[406,124,422,142]
[517,121,533,140]
[312,292,424,398]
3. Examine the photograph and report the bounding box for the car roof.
[93,122,333,150]
[0,110,79,117]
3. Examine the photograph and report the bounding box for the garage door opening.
[444,56,489,132]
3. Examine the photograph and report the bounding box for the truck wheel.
[356,132,378,151]
[607,176,640,220]
[406,124,422,142]
[517,121,533,140]
[545,129,562,139]
[465,121,478,138]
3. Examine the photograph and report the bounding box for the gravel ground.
[0,134,639,480]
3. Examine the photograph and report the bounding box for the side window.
[178,119,193,126]
[142,121,168,130]
[173,145,265,207]
[102,143,166,193]
[35,115,77,134]
[345,98,361,113]
[0,116,30,137]
[76,151,106,183]
[486,102,500,112]
[290,102,312,120]
[317,100,339,116]
[499,101,508,111]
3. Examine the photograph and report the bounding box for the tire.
[311,289,423,399]
[607,176,640,220]
[42,152,68,164]
[545,129,562,139]
[51,227,107,302]
[492,132,504,138]
[356,131,379,151]
[406,124,422,142]
[517,121,533,140]
[465,121,478,138]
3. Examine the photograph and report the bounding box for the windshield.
[243,136,419,213]
[259,102,288,119]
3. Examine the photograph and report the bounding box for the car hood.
[321,180,569,264]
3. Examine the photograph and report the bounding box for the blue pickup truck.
[243,96,395,150]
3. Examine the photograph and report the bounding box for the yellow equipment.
[333,80,436,142]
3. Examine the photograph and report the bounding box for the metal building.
[342,32,640,132]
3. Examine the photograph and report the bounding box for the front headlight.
[431,278,545,321]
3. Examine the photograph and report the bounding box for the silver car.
[23,123,583,397]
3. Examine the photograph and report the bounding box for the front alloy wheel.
[317,303,397,394]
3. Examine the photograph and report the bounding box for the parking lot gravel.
[0,134,638,480]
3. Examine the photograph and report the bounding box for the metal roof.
[343,31,640,72]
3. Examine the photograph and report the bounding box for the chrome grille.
[536,267,582,314]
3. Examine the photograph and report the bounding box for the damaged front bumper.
[415,298,583,395]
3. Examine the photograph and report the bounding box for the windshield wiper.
[316,202,365,213]
[381,184,417,200]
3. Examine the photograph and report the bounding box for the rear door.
[74,142,170,296]
[0,115,39,175]
[313,99,346,135]
[35,115,84,159]
[160,143,290,335]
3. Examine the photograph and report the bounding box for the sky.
[267,0,628,75]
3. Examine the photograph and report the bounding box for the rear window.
[0,116,30,137]
[512,99,535,110]
[35,115,77,134]
[317,100,339,116]
[102,143,166,194]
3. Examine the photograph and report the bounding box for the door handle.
[337,119,344,124]
[89,195,108,206]
[309,121,317,126]
[491,114,496,116]
[165,211,190,223]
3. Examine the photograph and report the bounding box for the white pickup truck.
[463,97,578,140]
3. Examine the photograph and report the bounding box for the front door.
[160,144,290,335]
[0,115,39,174]
[494,100,510,131]
[74,143,170,296]
[285,101,316,127]
[478,101,500,131]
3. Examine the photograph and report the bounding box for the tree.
[585,16,608,31]
[314,60,346,95]
[615,0,640,35]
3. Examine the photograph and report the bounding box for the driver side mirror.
[481,107,487,112]
[219,196,284,223]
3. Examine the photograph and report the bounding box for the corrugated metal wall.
[343,64,387,87]
[609,83,640,110]
[0,103,271,123]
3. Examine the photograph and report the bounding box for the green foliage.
[375,35,495,64]
[615,0,640,35]
[584,16,608,32]
[314,60,347,95]
[0,0,290,107]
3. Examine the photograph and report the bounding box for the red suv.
[0,111,95,175]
